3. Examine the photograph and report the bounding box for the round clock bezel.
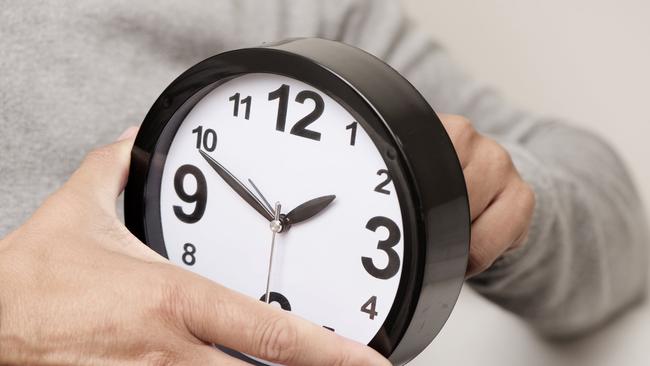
[126,38,469,366]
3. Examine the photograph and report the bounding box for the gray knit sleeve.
[321,0,649,338]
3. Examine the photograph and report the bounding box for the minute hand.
[198,149,274,221]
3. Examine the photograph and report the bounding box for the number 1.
[229,93,240,116]
[268,84,290,131]
[241,96,251,119]
[346,121,358,146]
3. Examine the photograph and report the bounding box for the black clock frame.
[125,38,470,365]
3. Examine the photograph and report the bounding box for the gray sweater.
[1,0,647,339]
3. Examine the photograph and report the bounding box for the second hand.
[265,202,282,304]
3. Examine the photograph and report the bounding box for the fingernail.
[116,126,139,141]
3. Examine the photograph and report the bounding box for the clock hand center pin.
[248,178,335,230]
[265,201,283,305]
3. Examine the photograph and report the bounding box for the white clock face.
[159,73,404,345]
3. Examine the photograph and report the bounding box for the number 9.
[173,164,207,223]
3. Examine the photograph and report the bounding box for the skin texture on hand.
[0,127,390,366]
[439,114,536,278]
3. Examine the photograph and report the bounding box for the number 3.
[361,216,402,280]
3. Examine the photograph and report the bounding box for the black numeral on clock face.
[182,243,196,266]
[345,121,358,146]
[268,84,289,132]
[191,125,217,152]
[361,296,379,320]
[374,169,392,195]
[361,216,402,280]
[229,92,251,120]
[173,164,207,223]
[268,84,323,141]
[258,293,334,331]
[259,292,292,311]
[290,90,324,140]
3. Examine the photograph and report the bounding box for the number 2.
[374,169,392,195]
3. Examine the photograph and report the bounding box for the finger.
[466,180,535,277]
[463,161,499,222]
[65,126,139,212]
[438,114,476,168]
[176,344,249,366]
[117,126,139,142]
[464,139,513,221]
[168,271,391,366]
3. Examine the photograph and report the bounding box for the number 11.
[229,92,251,120]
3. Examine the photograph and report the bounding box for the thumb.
[65,126,139,213]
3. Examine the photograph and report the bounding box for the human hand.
[439,115,536,278]
[0,127,390,366]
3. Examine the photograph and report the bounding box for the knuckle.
[486,140,513,172]
[153,279,191,328]
[453,116,474,131]
[514,181,536,217]
[449,115,473,129]
[445,115,476,142]
[255,316,299,364]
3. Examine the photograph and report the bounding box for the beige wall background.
[400,1,650,365]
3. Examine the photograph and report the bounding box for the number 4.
[361,296,379,320]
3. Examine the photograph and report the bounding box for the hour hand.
[284,195,336,229]
[198,149,274,221]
